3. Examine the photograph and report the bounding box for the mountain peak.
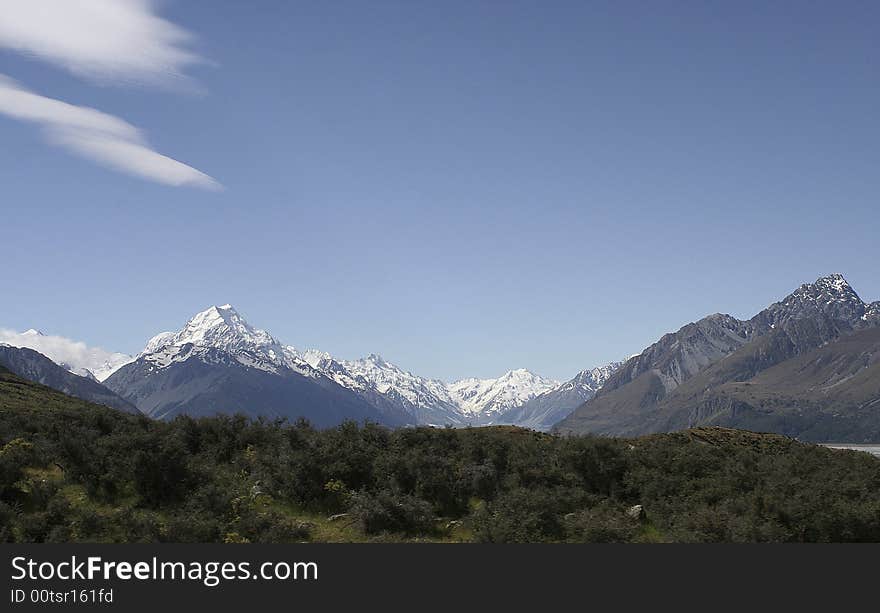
[755,273,866,329]
[810,273,853,294]
[448,369,559,416]
[183,304,249,335]
[499,368,546,382]
[142,305,283,361]
[189,304,239,328]
[792,273,863,306]
[22,329,45,336]
[298,348,334,368]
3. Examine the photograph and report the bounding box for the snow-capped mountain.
[139,304,302,374]
[8,273,878,435]
[292,350,561,426]
[344,355,457,410]
[447,369,560,419]
[11,303,617,429]
[544,362,623,402]
[105,304,579,426]
[104,305,407,427]
[485,361,624,430]
[0,327,133,381]
[308,353,467,425]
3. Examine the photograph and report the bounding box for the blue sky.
[1,1,878,381]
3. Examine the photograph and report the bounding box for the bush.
[133,435,193,507]
[564,502,640,543]
[162,512,224,543]
[472,487,590,543]
[349,490,436,535]
[4,395,880,543]
[232,507,312,543]
[0,438,36,500]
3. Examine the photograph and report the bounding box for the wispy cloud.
[0,328,132,382]
[0,74,221,189]
[0,0,203,88]
[0,1,221,189]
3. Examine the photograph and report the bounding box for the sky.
[1,0,878,382]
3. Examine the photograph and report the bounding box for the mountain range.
[103,304,615,428]
[3,303,617,429]
[2,273,878,441]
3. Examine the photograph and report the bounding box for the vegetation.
[2,367,880,543]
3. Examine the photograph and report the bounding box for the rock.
[327,513,350,522]
[445,520,463,530]
[626,505,645,520]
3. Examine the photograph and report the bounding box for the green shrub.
[349,489,436,535]
[564,502,640,543]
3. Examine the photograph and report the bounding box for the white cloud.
[0,328,133,382]
[0,74,221,189]
[0,0,202,88]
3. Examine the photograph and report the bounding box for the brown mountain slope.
[556,274,880,440]
[654,326,880,442]
[554,314,756,434]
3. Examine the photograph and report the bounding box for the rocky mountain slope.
[555,274,880,441]
[649,326,880,441]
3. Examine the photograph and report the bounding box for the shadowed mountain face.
[102,304,583,428]
[555,274,880,441]
[0,345,138,414]
[100,306,416,427]
[104,346,412,427]
[553,314,757,435]
[649,326,880,442]
[0,364,141,417]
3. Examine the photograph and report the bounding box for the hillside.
[2,384,879,543]
[0,345,138,413]
[0,364,140,415]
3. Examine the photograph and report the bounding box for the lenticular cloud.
[0,0,203,88]
[0,75,221,190]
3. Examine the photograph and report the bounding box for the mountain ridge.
[98,304,616,427]
[0,344,138,413]
[555,273,880,440]
[11,273,873,435]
